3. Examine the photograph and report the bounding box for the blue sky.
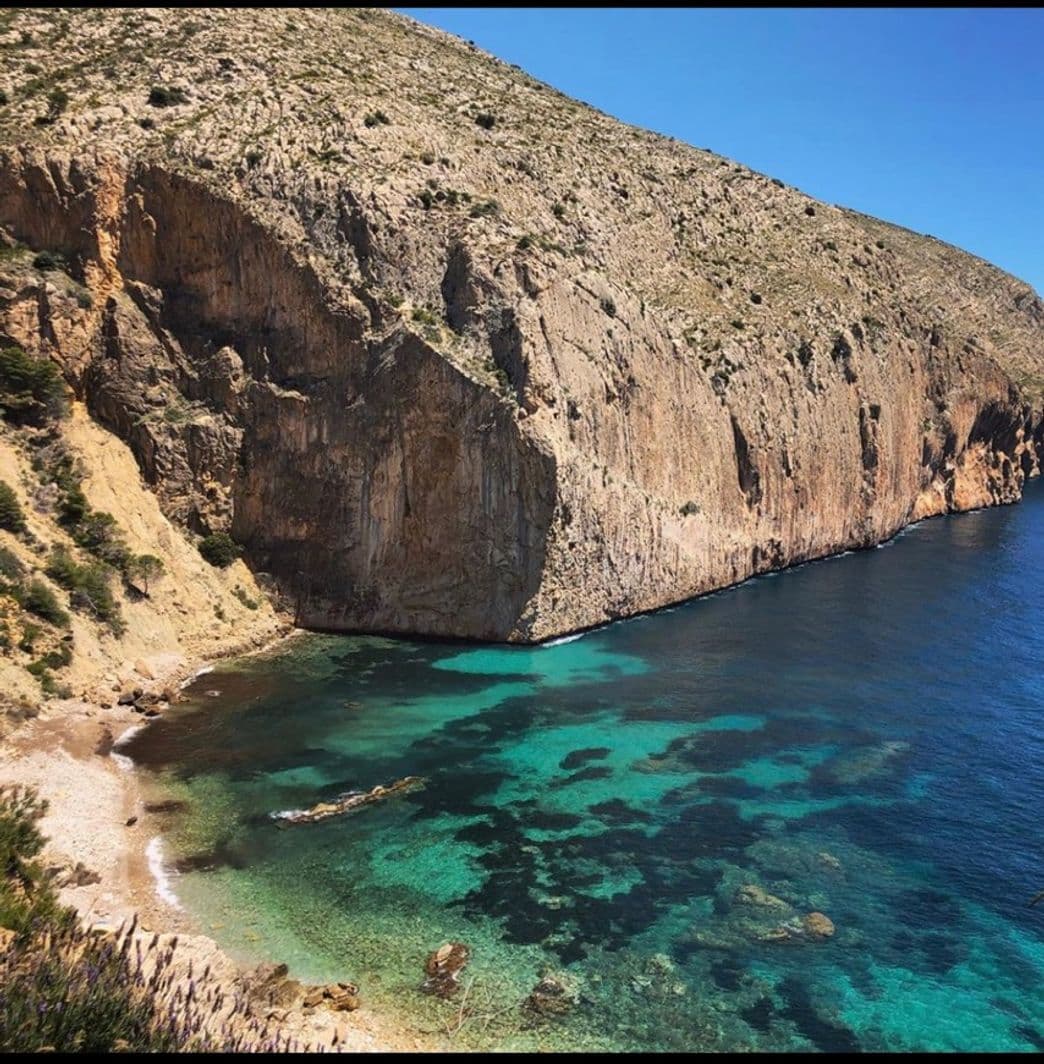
[398,8,1043,294]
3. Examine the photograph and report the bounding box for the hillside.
[0,5,1040,659]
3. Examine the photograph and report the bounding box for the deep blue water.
[125,482,1044,1051]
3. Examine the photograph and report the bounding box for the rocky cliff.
[0,7,1040,644]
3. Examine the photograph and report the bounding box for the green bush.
[410,306,440,328]
[57,481,89,527]
[38,641,72,670]
[17,622,40,654]
[0,544,24,579]
[44,548,123,635]
[22,578,69,628]
[198,532,241,569]
[233,586,258,610]
[0,481,26,533]
[125,554,164,594]
[26,658,55,694]
[32,250,66,272]
[0,786,66,938]
[468,198,499,219]
[0,346,67,424]
[42,455,136,578]
[147,84,187,107]
[474,112,496,130]
[71,511,131,571]
[33,87,68,127]
[0,786,306,1051]
[363,110,389,128]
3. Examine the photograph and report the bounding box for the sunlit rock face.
[0,8,1040,640]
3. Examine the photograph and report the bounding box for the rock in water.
[273,776,426,825]
[525,970,581,1017]
[802,912,836,939]
[735,883,789,909]
[301,981,360,1012]
[326,983,361,1012]
[760,911,836,943]
[422,942,470,997]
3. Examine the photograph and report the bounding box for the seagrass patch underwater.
[124,480,1044,1051]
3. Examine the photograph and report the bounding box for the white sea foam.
[542,631,587,647]
[110,723,145,772]
[270,808,306,821]
[179,664,214,690]
[146,836,182,910]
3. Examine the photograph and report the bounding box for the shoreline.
[1,625,439,1053]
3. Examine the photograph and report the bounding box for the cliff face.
[0,7,1040,642]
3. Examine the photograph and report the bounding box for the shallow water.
[125,483,1044,1051]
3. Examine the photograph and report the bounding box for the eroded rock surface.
[0,9,1039,641]
[422,941,470,998]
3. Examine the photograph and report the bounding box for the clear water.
[125,482,1044,1051]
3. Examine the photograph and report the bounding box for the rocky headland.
[0,5,1041,1054]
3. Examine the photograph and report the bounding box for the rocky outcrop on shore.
[0,8,1040,645]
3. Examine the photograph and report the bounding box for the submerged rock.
[823,741,911,784]
[326,984,361,1012]
[422,941,470,998]
[760,911,836,943]
[244,962,304,1009]
[525,970,581,1016]
[301,981,360,1012]
[273,776,426,825]
[735,884,789,910]
[803,912,836,938]
[817,851,842,872]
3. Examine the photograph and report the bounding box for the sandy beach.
[1,639,438,1053]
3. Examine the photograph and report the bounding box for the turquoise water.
[126,483,1044,1051]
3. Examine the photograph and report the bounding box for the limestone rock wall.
[0,7,1039,642]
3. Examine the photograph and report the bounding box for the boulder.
[422,941,470,998]
[327,984,360,1012]
[135,658,157,680]
[245,962,304,1009]
[760,911,835,943]
[803,912,835,938]
[274,776,427,826]
[735,884,788,909]
[525,970,580,1016]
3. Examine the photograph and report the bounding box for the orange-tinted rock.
[0,9,1038,647]
[803,912,836,939]
[422,942,470,998]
